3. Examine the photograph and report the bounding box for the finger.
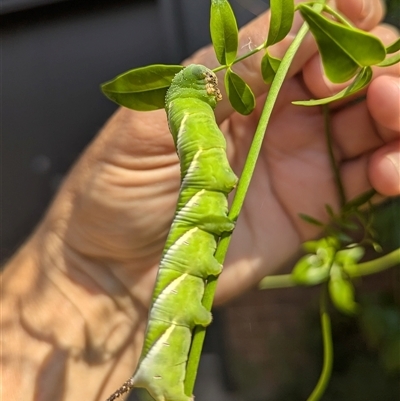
[369,140,400,196]
[367,75,400,134]
[341,153,374,201]
[329,74,399,160]
[331,101,383,160]
[340,139,400,199]
[335,0,385,30]
[185,0,385,123]
[302,24,399,99]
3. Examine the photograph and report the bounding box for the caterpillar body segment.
[106,65,238,401]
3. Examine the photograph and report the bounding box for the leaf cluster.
[101,0,398,114]
[292,187,388,312]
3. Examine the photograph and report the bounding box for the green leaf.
[377,53,400,67]
[224,69,255,115]
[210,0,238,65]
[299,213,324,227]
[302,238,335,254]
[329,265,359,315]
[336,232,354,244]
[343,189,376,211]
[293,66,372,106]
[266,0,294,47]
[313,237,339,258]
[336,246,365,267]
[339,220,359,231]
[371,241,383,253]
[261,50,281,84]
[293,237,341,285]
[292,254,330,285]
[386,38,400,53]
[302,239,320,253]
[298,4,386,83]
[101,64,183,111]
[295,237,340,281]
[325,204,335,218]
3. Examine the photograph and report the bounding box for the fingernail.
[385,153,400,188]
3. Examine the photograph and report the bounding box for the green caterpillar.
[106,64,238,401]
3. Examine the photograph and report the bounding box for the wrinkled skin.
[2,1,399,400]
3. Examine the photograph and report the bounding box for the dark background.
[1,0,268,262]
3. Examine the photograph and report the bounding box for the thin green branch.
[323,105,347,207]
[307,288,333,401]
[184,7,324,394]
[345,247,400,277]
[213,43,266,73]
[230,43,266,66]
[258,248,400,291]
[322,5,354,27]
[259,274,297,289]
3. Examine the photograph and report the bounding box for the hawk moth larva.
[106,64,238,401]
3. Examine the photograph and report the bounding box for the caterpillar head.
[166,64,222,109]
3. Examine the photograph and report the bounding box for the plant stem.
[345,247,400,277]
[259,248,400,290]
[322,4,354,27]
[184,14,317,396]
[307,287,333,401]
[213,43,266,73]
[257,248,400,291]
[258,274,297,289]
[323,105,347,207]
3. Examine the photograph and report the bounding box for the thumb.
[367,75,400,196]
[369,141,400,196]
[183,0,386,123]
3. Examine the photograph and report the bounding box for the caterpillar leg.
[196,215,235,235]
[152,272,212,327]
[133,325,194,401]
[106,379,193,401]
[106,377,134,401]
[176,190,235,236]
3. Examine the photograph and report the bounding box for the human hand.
[38,0,398,307]
[206,0,400,301]
[2,0,398,399]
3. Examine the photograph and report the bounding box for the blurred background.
[1,0,399,400]
[1,0,267,262]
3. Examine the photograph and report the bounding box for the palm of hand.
[218,76,349,300]
[57,70,367,304]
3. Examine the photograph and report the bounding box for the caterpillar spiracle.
[106,64,238,401]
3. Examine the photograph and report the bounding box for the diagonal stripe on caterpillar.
[106,64,238,401]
